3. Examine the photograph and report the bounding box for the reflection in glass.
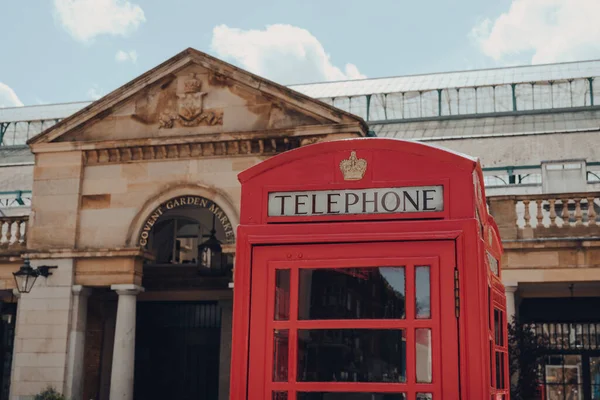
[297,329,406,383]
[415,328,432,383]
[298,393,406,400]
[275,270,290,320]
[543,354,583,400]
[494,309,503,345]
[273,392,288,400]
[298,267,405,320]
[563,355,582,385]
[566,385,580,400]
[416,394,432,400]
[273,330,289,382]
[415,266,430,319]
[495,352,504,389]
[591,357,600,399]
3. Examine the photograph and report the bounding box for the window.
[492,307,508,391]
[542,355,583,399]
[298,267,406,320]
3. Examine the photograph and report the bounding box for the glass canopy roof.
[289,59,600,122]
[0,101,90,124]
[289,59,600,98]
[1,59,600,146]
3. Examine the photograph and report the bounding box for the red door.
[248,241,459,400]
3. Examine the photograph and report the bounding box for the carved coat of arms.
[159,73,223,129]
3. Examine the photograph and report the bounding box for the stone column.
[109,285,144,400]
[65,285,92,400]
[505,284,518,323]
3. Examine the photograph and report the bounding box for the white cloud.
[471,0,600,64]
[0,83,23,108]
[87,85,103,100]
[54,0,145,43]
[115,50,138,63]
[210,24,366,84]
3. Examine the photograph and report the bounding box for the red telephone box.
[231,138,508,400]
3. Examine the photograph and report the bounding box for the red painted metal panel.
[248,242,457,399]
[231,138,507,400]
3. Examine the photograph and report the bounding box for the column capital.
[72,285,92,297]
[111,284,144,296]
[505,285,518,294]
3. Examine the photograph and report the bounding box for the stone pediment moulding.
[84,135,324,165]
[28,48,368,146]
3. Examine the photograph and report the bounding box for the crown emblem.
[183,73,203,93]
[339,151,367,180]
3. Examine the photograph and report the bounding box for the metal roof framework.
[2,60,600,145]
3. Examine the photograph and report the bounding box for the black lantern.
[198,215,224,274]
[13,260,57,294]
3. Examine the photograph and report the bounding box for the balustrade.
[0,217,27,249]
[488,192,600,240]
[528,322,600,350]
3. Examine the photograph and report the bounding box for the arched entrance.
[139,195,235,286]
[133,195,236,400]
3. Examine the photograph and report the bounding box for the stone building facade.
[0,49,599,399]
[1,48,366,400]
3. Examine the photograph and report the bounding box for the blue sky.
[1,0,600,107]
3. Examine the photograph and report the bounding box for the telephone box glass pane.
[275,269,290,320]
[494,309,503,346]
[273,329,289,382]
[415,266,431,319]
[416,394,433,400]
[297,329,406,382]
[416,328,432,383]
[298,267,405,320]
[298,393,406,400]
[495,352,504,389]
[273,392,288,400]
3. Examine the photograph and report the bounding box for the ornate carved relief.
[157,73,223,129]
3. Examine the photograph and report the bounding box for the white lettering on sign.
[268,186,443,217]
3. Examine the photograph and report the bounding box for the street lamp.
[13,260,57,294]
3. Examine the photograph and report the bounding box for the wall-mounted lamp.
[198,215,225,274]
[12,260,58,294]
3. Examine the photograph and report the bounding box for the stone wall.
[28,152,83,249]
[9,259,75,399]
[77,156,259,249]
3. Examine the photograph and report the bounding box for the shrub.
[508,317,548,400]
[34,387,67,400]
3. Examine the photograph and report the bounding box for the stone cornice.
[29,123,363,154]
[83,134,327,165]
[23,247,154,260]
[503,237,600,250]
[31,124,363,159]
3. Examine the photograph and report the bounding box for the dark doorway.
[134,302,221,400]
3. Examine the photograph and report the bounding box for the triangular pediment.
[29,48,366,145]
